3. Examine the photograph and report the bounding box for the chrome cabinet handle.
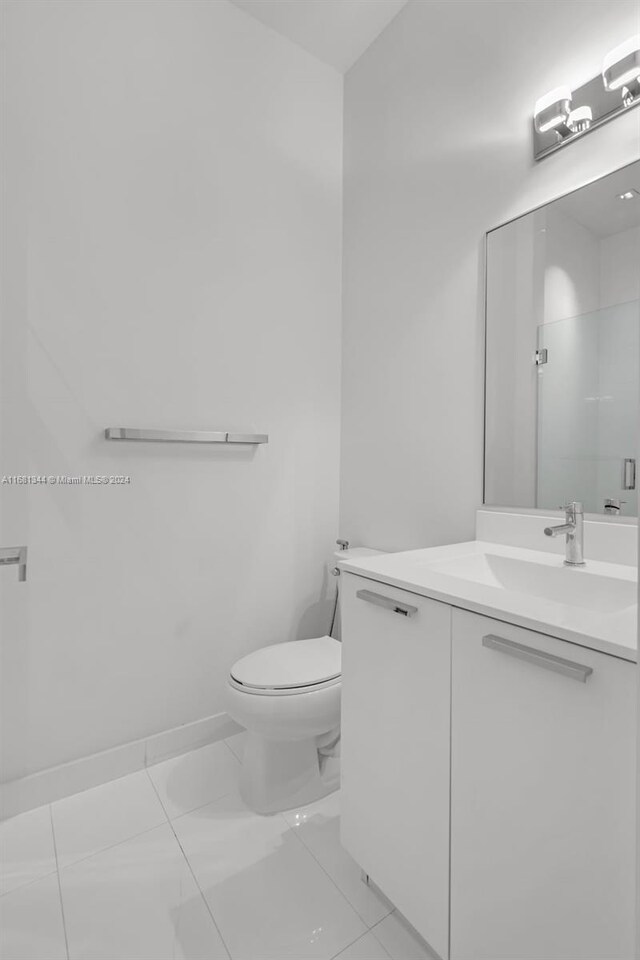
[105,428,268,444]
[0,546,27,582]
[356,589,418,618]
[482,634,592,683]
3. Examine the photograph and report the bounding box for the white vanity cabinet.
[450,609,636,960]
[340,567,636,960]
[340,572,452,960]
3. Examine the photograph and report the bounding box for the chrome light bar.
[533,35,640,160]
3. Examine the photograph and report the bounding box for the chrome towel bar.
[105,428,268,444]
[0,546,27,582]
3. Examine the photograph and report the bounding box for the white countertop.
[339,540,638,663]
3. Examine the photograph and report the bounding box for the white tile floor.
[0,733,437,960]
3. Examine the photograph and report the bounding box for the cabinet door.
[450,609,636,960]
[340,573,451,960]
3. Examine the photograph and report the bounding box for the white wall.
[340,0,640,551]
[485,204,603,510]
[0,0,343,781]
[542,208,600,324]
[601,226,640,308]
[484,215,540,507]
[536,209,601,513]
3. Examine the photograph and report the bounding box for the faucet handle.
[604,498,627,513]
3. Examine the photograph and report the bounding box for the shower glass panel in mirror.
[484,160,640,518]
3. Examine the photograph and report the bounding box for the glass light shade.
[534,86,572,133]
[602,36,640,90]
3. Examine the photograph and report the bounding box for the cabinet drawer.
[340,573,451,959]
[450,609,636,960]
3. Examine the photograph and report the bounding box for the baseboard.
[0,711,243,820]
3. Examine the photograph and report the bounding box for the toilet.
[226,545,383,814]
[226,635,342,814]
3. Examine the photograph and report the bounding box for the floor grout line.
[283,803,393,931]
[366,912,396,958]
[369,909,441,960]
[48,804,71,960]
[157,789,241,824]
[329,930,370,960]
[8,747,395,960]
[144,762,364,959]
[0,867,59,900]
[329,922,393,960]
[368,911,396,931]
[367,930,393,960]
[144,767,234,960]
[55,819,169,875]
[47,769,169,874]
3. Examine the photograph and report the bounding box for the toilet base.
[240,731,340,815]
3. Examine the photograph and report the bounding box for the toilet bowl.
[226,635,341,814]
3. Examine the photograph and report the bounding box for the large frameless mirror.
[484,160,640,518]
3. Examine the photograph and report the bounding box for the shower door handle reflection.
[623,459,636,491]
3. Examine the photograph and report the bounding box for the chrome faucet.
[544,502,585,566]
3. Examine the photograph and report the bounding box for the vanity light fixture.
[533,35,640,160]
[603,35,640,106]
[533,92,593,142]
[534,86,572,135]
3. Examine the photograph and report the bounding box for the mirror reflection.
[484,161,640,517]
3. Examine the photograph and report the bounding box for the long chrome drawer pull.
[356,589,418,618]
[105,428,268,444]
[482,634,593,683]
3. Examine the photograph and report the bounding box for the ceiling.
[557,161,640,238]
[229,0,409,72]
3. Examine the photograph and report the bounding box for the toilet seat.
[226,636,342,811]
[229,636,341,696]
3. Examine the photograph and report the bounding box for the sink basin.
[339,538,638,660]
[426,552,637,615]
